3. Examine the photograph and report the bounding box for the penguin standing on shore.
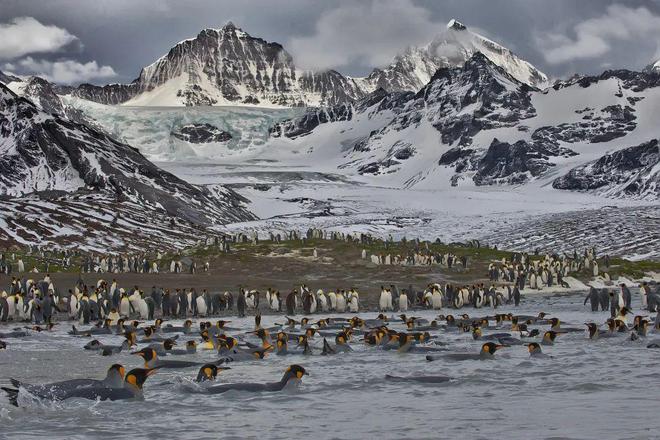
[584,287,600,312]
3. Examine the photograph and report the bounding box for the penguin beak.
[146,368,160,377]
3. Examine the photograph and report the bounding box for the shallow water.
[1,293,659,440]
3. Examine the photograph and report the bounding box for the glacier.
[62,96,303,161]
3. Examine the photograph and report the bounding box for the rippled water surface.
[1,293,659,440]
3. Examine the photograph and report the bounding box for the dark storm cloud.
[1,0,659,84]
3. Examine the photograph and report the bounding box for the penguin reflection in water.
[188,365,308,394]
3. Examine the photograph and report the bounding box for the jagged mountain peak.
[361,19,548,95]
[446,19,467,31]
[643,59,660,73]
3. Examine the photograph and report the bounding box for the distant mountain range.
[21,19,547,108]
[271,53,660,200]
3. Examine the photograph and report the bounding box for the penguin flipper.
[1,387,19,406]
[9,378,21,388]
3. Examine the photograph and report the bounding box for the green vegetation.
[1,238,658,282]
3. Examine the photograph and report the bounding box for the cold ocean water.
[1,292,659,440]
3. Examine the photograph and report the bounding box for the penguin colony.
[1,265,659,407]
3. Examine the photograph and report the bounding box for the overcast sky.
[1,0,659,84]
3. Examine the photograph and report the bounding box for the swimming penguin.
[548,317,582,333]
[84,332,136,354]
[139,326,178,343]
[526,342,550,358]
[541,331,560,346]
[145,338,178,356]
[585,323,617,340]
[161,320,193,334]
[132,348,228,369]
[3,364,126,403]
[166,340,198,356]
[189,365,308,394]
[195,364,231,383]
[426,342,504,362]
[0,340,5,349]
[3,368,158,405]
[397,332,443,353]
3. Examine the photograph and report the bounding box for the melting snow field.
[59,103,659,259]
[1,293,660,439]
[160,160,659,259]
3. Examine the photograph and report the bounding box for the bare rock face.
[553,139,659,199]
[171,123,232,143]
[0,83,254,227]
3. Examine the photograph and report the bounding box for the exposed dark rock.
[553,139,659,199]
[171,123,232,143]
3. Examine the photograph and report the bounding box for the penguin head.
[184,320,193,329]
[143,327,154,338]
[163,339,177,351]
[606,318,616,332]
[220,336,238,349]
[305,328,316,338]
[277,331,288,342]
[615,320,627,332]
[526,342,542,354]
[155,318,163,327]
[132,348,157,365]
[296,335,307,347]
[549,317,560,327]
[349,317,364,328]
[186,340,197,351]
[124,331,137,347]
[276,339,287,351]
[335,332,347,345]
[585,323,599,338]
[283,365,308,382]
[300,317,309,327]
[124,368,158,390]
[445,315,455,324]
[217,320,230,328]
[107,364,126,382]
[85,339,101,349]
[619,307,632,317]
[195,363,230,382]
[481,342,504,354]
[472,327,483,340]
[543,331,558,343]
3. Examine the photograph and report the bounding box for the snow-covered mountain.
[0,82,254,249]
[268,54,660,200]
[68,22,364,107]
[359,19,548,93]
[63,20,546,108]
[644,59,660,73]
